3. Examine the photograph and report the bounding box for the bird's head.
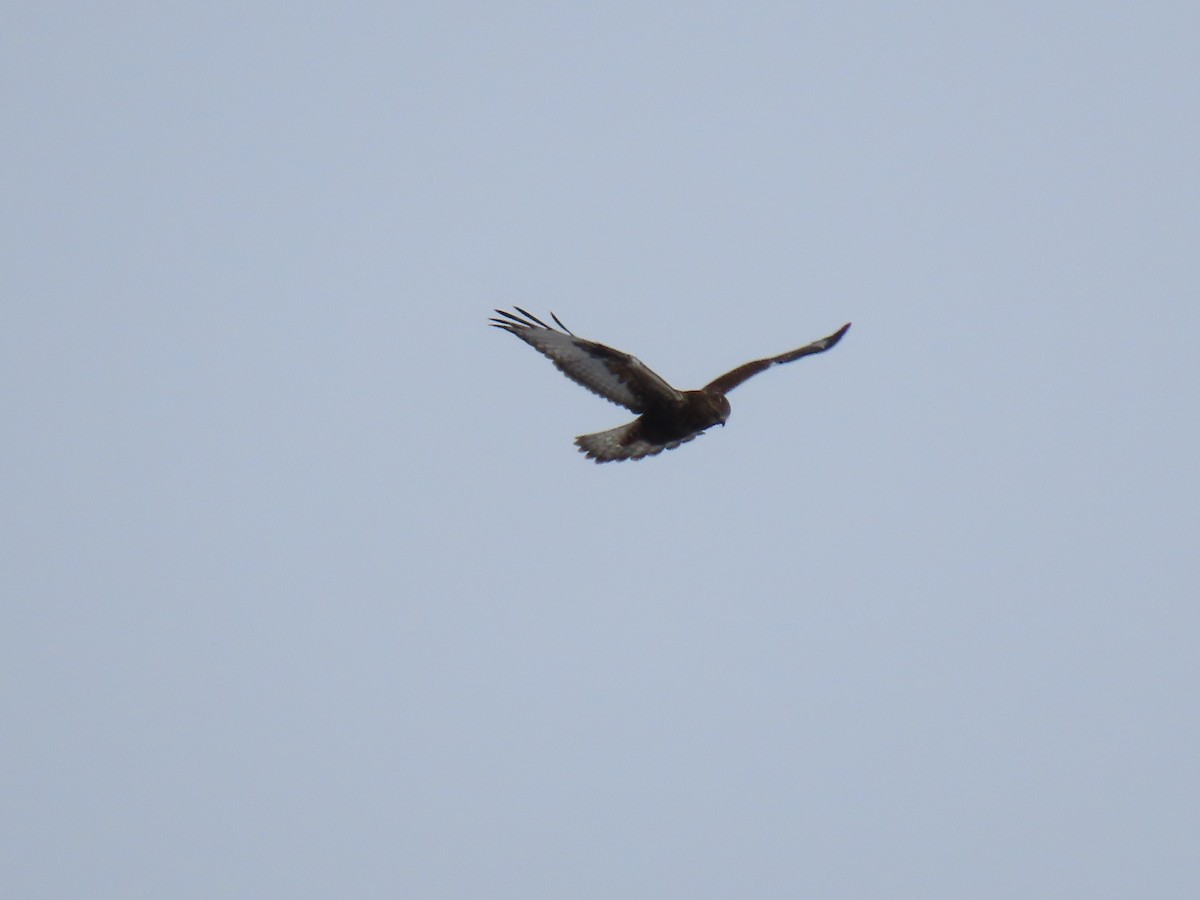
[713,394,731,426]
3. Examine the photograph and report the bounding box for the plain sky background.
[4,3,1198,898]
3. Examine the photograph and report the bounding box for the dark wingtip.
[491,306,573,333]
[826,322,852,346]
[550,311,574,335]
[492,308,532,328]
[489,311,519,330]
[511,306,553,329]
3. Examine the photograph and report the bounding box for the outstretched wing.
[703,322,851,395]
[490,307,683,412]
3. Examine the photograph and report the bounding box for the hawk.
[491,307,851,463]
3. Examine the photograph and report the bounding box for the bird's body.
[490,307,849,462]
[573,389,732,462]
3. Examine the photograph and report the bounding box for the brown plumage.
[490,307,850,462]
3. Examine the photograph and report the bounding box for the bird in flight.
[490,307,850,463]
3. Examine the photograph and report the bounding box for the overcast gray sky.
[4,3,1198,898]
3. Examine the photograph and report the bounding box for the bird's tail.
[575,420,699,463]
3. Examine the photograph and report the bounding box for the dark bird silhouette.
[490,307,850,462]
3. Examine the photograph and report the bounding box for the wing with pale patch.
[491,307,683,412]
[574,419,703,463]
[703,322,851,395]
